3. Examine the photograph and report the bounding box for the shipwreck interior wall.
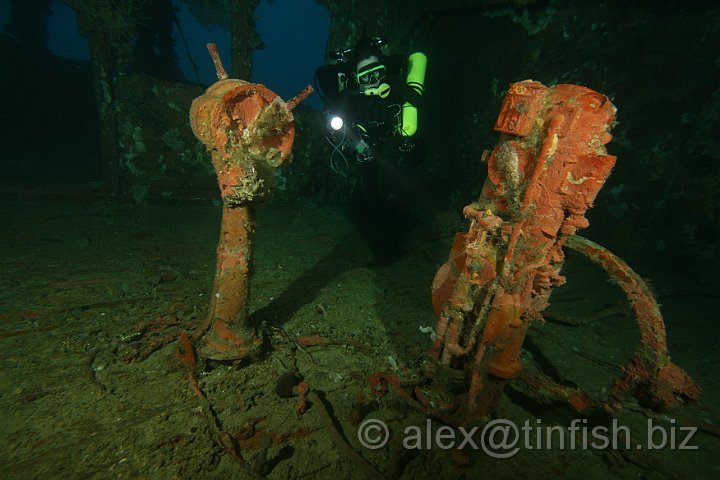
[0,0,718,272]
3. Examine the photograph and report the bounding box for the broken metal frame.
[412,80,699,424]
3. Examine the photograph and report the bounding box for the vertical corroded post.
[200,206,255,359]
[189,44,312,361]
[230,0,261,80]
[66,0,142,195]
[72,11,121,194]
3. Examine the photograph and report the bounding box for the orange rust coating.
[190,79,295,205]
[430,81,619,422]
[430,232,468,319]
[189,57,302,359]
[207,207,251,325]
[286,84,314,111]
[176,331,196,368]
[367,372,417,404]
[565,235,699,409]
[198,206,259,360]
[482,292,525,379]
[216,163,248,200]
[519,373,595,412]
[296,382,310,415]
[565,235,667,354]
[502,114,565,273]
[219,84,293,157]
[494,80,547,136]
[650,363,700,409]
[296,335,331,346]
[206,43,228,80]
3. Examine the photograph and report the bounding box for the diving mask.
[356,61,386,88]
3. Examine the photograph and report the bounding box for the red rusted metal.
[189,45,311,360]
[368,81,696,425]
[565,235,700,410]
[206,43,228,80]
[427,81,621,423]
[286,84,314,111]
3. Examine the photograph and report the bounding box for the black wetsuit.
[316,54,407,147]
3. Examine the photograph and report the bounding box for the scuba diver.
[314,36,427,176]
[314,37,428,265]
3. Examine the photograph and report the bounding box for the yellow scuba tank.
[398,52,427,137]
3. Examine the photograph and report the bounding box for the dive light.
[329,115,344,131]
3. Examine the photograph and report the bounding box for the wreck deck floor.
[1,199,718,479]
